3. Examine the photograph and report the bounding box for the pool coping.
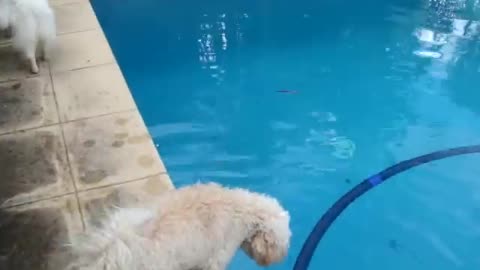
[0,0,174,233]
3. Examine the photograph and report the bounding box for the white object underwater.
[413,50,442,59]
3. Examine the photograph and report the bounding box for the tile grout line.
[0,122,59,137]
[0,192,75,210]
[55,27,98,37]
[50,0,89,8]
[57,27,99,37]
[0,62,116,85]
[53,61,117,74]
[0,171,169,210]
[0,108,137,137]
[47,60,86,230]
[0,74,45,84]
[50,61,117,74]
[60,108,137,124]
[66,61,117,72]
[76,172,170,194]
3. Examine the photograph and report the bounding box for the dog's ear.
[249,230,282,266]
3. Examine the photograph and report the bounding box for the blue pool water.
[91,0,480,269]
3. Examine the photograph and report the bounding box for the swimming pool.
[90,0,480,269]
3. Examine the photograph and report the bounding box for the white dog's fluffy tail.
[68,208,156,270]
[9,0,56,59]
[36,3,56,57]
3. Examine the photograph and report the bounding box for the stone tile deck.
[0,0,173,269]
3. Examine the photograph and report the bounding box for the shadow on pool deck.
[0,0,173,269]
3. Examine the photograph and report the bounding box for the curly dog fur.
[68,182,291,270]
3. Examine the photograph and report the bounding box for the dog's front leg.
[29,57,39,73]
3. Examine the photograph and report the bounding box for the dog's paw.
[29,59,39,74]
[30,65,39,74]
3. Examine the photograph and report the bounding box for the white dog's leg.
[18,39,39,74]
[12,5,40,74]
[21,38,39,73]
[28,57,39,73]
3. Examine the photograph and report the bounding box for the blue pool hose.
[293,144,480,270]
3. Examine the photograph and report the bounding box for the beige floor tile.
[52,63,136,122]
[0,46,49,83]
[50,30,115,72]
[0,125,74,208]
[54,1,100,35]
[0,194,83,270]
[78,173,173,228]
[63,111,167,191]
[0,76,58,135]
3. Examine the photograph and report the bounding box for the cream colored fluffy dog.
[68,182,291,270]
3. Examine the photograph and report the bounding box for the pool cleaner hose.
[293,144,480,270]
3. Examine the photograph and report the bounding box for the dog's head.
[241,211,291,266]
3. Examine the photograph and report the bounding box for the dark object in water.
[388,239,399,251]
[277,90,298,94]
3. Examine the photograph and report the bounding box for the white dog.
[0,0,56,73]
[68,182,291,270]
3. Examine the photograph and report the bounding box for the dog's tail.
[10,0,56,58]
[67,208,156,269]
[36,2,56,58]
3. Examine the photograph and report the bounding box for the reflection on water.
[91,0,480,269]
[198,13,249,84]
